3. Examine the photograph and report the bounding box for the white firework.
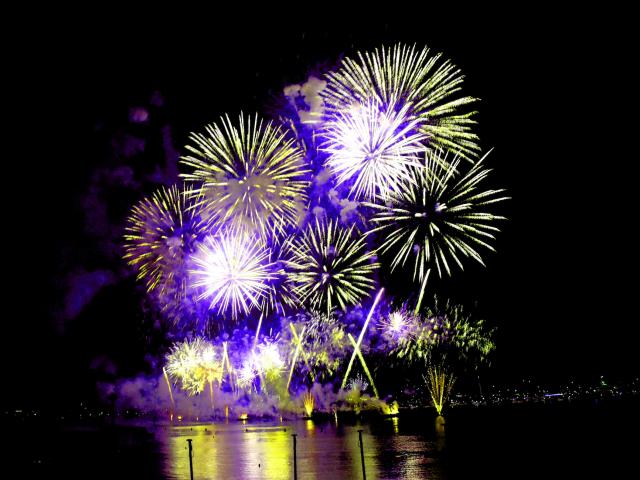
[322,43,480,159]
[321,99,426,200]
[190,233,274,320]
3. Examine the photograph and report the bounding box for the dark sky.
[7,14,636,407]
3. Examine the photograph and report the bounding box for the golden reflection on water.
[244,426,291,478]
[164,423,292,479]
[161,420,440,479]
[391,416,399,434]
[305,419,315,433]
[435,415,446,452]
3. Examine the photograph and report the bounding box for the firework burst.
[321,99,426,200]
[366,149,508,288]
[287,218,379,315]
[237,360,259,390]
[255,341,285,382]
[379,309,420,341]
[322,43,480,159]
[123,185,213,297]
[181,113,310,237]
[393,298,496,366]
[347,374,369,393]
[190,233,274,320]
[165,337,222,396]
[423,300,496,361]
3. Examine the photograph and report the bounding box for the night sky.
[7,15,635,409]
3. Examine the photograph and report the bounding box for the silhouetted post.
[187,438,194,480]
[292,433,298,480]
[358,429,366,480]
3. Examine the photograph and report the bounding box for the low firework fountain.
[425,364,456,416]
[303,391,315,418]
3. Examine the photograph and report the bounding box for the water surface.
[12,398,639,479]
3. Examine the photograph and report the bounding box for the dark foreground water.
[11,398,639,479]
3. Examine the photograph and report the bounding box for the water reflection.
[305,419,315,434]
[391,416,399,434]
[157,418,443,479]
[435,415,446,452]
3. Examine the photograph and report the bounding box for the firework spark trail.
[341,288,384,390]
[181,113,310,238]
[253,313,263,349]
[287,324,307,391]
[347,333,379,399]
[190,234,274,319]
[414,270,431,314]
[288,218,379,315]
[221,341,236,393]
[287,323,315,386]
[163,367,175,410]
[322,43,480,159]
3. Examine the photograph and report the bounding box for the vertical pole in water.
[187,438,194,480]
[358,429,366,480]
[292,433,298,480]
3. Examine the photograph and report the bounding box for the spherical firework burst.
[255,341,285,382]
[347,374,369,393]
[123,185,213,297]
[321,100,426,200]
[237,360,258,390]
[180,113,310,237]
[366,149,508,286]
[378,308,420,341]
[287,218,379,315]
[165,337,222,396]
[322,43,480,159]
[190,233,274,320]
